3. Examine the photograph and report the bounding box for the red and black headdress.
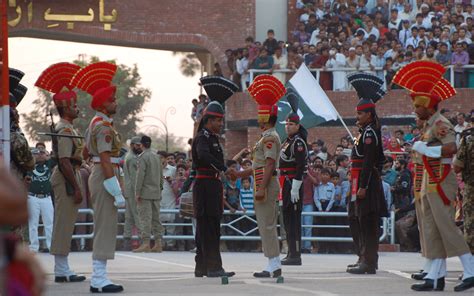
[71,62,118,110]
[392,61,455,108]
[199,76,239,118]
[248,75,286,123]
[35,62,81,108]
[9,68,27,107]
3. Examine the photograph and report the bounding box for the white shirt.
[399,28,411,47]
[236,57,249,75]
[405,36,420,48]
[361,27,380,40]
[458,37,472,45]
[388,18,401,30]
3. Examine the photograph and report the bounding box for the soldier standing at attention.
[345,73,388,275]
[73,62,125,293]
[192,76,238,278]
[279,90,308,266]
[232,75,286,278]
[454,115,474,254]
[393,61,474,292]
[133,135,163,253]
[35,62,87,283]
[122,136,143,251]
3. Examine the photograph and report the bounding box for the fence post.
[249,70,254,85]
[450,65,454,86]
[316,69,320,83]
[390,210,396,244]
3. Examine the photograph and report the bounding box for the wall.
[256,0,288,42]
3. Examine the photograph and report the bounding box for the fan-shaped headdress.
[247,75,286,123]
[347,72,385,112]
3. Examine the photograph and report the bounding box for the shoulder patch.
[435,120,450,139]
[364,137,372,144]
[266,142,273,149]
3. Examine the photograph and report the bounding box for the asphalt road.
[37,251,469,295]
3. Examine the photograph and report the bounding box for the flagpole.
[335,111,354,140]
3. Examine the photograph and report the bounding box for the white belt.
[441,158,452,165]
[92,156,121,164]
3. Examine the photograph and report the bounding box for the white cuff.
[103,176,122,197]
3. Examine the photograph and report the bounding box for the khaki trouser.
[254,177,280,258]
[420,192,470,258]
[415,198,426,258]
[50,167,83,256]
[89,164,119,260]
[137,198,163,241]
[124,196,139,239]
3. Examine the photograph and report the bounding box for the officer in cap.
[192,75,238,278]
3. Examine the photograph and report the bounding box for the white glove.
[412,141,442,158]
[103,176,126,208]
[290,179,303,203]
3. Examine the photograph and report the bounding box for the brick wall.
[9,0,256,75]
[225,89,474,156]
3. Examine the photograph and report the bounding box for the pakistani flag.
[276,63,339,139]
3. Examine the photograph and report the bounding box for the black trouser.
[348,201,361,260]
[195,215,223,273]
[193,178,224,274]
[358,213,379,268]
[282,178,303,259]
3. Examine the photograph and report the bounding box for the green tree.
[173,52,201,77]
[138,128,188,153]
[23,56,151,142]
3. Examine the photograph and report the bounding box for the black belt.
[29,193,51,199]
[196,170,219,179]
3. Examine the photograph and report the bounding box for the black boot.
[454,276,474,292]
[411,271,428,281]
[281,257,302,266]
[346,262,376,274]
[90,284,124,293]
[411,278,445,291]
[253,269,282,278]
[207,269,235,277]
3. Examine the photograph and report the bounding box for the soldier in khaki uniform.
[133,135,163,253]
[233,75,286,278]
[393,61,474,292]
[122,136,143,250]
[35,62,87,283]
[454,123,474,254]
[74,62,124,293]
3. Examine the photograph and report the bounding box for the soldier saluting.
[346,73,388,275]
[192,76,238,278]
[74,62,125,293]
[279,90,308,266]
[35,62,86,283]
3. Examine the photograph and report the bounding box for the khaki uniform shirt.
[135,149,162,200]
[123,151,140,198]
[252,127,281,192]
[85,112,122,158]
[56,119,84,162]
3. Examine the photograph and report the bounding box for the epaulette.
[202,129,210,138]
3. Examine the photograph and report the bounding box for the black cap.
[141,135,152,146]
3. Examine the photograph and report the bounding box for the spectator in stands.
[394,129,405,146]
[311,47,332,90]
[302,163,320,253]
[455,113,470,146]
[252,48,274,71]
[158,151,177,250]
[327,159,337,173]
[313,168,336,212]
[381,125,391,149]
[326,47,347,90]
[306,14,319,34]
[436,42,452,66]
[263,29,279,55]
[245,36,259,66]
[360,48,377,74]
[272,47,288,84]
[236,48,250,91]
[240,177,253,212]
[392,159,412,210]
[336,154,349,184]
[293,22,311,44]
[330,172,344,211]
[346,47,360,73]
[452,42,469,87]
[191,99,198,122]
[385,137,404,160]
[372,0,388,20]
[382,156,398,187]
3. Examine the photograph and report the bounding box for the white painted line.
[116,253,195,269]
[244,279,339,296]
[384,269,412,279]
[114,275,195,282]
[285,276,391,280]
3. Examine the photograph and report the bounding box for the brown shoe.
[132,242,151,253]
[151,241,163,253]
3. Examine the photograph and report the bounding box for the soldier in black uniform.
[346,73,388,275]
[279,91,308,266]
[192,76,238,278]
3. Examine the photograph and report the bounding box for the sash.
[422,156,451,206]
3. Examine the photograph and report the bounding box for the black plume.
[199,76,239,104]
[9,68,24,92]
[347,72,385,103]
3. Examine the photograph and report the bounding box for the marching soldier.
[74,62,125,293]
[346,73,388,275]
[393,61,474,292]
[122,136,143,251]
[35,62,87,283]
[192,76,238,278]
[279,91,308,266]
[232,75,286,278]
[454,119,474,254]
[133,135,163,253]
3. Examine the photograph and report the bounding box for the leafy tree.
[173,52,201,77]
[138,128,188,153]
[23,56,151,143]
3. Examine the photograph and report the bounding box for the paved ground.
[38,251,469,295]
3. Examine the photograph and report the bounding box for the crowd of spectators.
[224,1,474,92]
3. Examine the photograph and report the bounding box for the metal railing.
[248,65,474,90]
[37,208,396,246]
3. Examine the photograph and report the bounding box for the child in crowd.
[330,172,344,211]
[313,168,335,212]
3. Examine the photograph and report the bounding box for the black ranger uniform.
[279,91,308,265]
[346,73,388,275]
[192,76,238,278]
